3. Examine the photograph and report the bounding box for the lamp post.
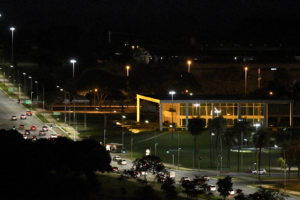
[169,91,176,135]
[177,147,181,169]
[22,72,26,92]
[34,81,38,101]
[193,103,200,117]
[60,88,67,123]
[94,88,98,107]
[244,66,248,96]
[122,115,126,148]
[155,143,158,156]
[70,59,77,79]
[187,60,192,73]
[10,27,15,64]
[126,65,130,77]
[28,76,32,105]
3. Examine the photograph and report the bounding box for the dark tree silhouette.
[216,176,233,200]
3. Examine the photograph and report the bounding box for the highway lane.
[0,89,57,139]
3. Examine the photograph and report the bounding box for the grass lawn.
[69,113,283,172]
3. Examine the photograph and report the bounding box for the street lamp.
[169,90,176,138]
[10,27,15,64]
[22,72,26,92]
[193,103,200,117]
[122,115,126,148]
[244,66,248,96]
[34,81,38,101]
[94,88,98,107]
[28,76,32,98]
[178,147,181,169]
[187,60,192,73]
[70,59,77,79]
[126,65,130,77]
[155,143,158,156]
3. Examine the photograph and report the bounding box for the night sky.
[1,0,300,55]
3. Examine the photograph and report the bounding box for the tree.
[216,176,233,200]
[248,187,288,200]
[188,118,206,169]
[133,155,165,180]
[253,128,271,180]
[234,189,247,200]
[232,120,252,172]
[208,116,227,172]
[161,177,177,199]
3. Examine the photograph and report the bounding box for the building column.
[212,103,215,119]
[159,103,163,131]
[185,103,189,130]
[264,103,268,128]
[290,102,294,127]
[136,96,140,122]
[238,103,241,120]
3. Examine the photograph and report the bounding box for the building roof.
[137,94,292,104]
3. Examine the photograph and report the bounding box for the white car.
[252,169,267,175]
[11,116,17,121]
[208,185,216,191]
[118,159,127,165]
[50,134,58,139]
[20,114,27,120]
[113,156,122,162]
[229,190,235,195]
[42,126,48,131]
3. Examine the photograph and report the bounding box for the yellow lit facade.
[136,94,293,131]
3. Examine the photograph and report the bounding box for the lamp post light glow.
[70,59,77,79]
[187,60,192,73]
[10,27,15,64]
[244,66,248,96]
[126,65,130,77]
[169,90,176,128]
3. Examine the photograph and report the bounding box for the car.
[229,190,235,195]
[50,134,58,139]
[26,111,32,116]
[42,125,48,131]
[23,135,28,140]
[31,136,37,141]
[39,130,46,136]
[208,185,216,191]
[202,175,210,181]
[24,130,31,135]
[180,177,191,183]
[118,159,127,165]
[112,167,120,173]
[11,116,17,121]
[20,114,27,120]
[12,126,16,131]
[30,126,37,131]
[139,171,148,176]
[113,156,122,162]
[19,124,25,130]
[252,169,267,175]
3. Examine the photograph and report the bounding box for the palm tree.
[208,117,226,172]
[188,118,206,169]
[253,128,271,180]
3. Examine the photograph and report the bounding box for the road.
[110,153,299,200]
[0,89,57,139]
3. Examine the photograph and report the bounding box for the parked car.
[19,124,25,130]
[24,130,31,135]
[42,125,48,131]
[112,167,120,173]
[229,190,235,195]
[118,159,127,165]
[252,169,267,175]
[11,116,17,121]
[113,156,122,162]
[208,185,216,191]
[39,130,46,136]
[202,175,210,181]
[12,126,16,131]
[30,126,37,131]
[180,177,191,183]
[26,111,33,116]
[50,134,58,139]
[31,136,37,141]
[20,114,27,120]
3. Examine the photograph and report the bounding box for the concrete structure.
[136,94,293,131]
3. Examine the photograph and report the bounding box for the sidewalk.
[0,74,81,141]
